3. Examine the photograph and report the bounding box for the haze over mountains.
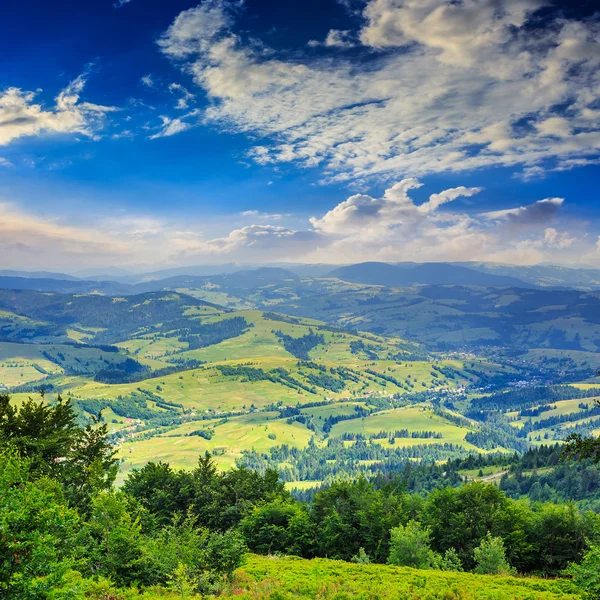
[2,261,600,295]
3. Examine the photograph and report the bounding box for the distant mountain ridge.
[326,262,536,288]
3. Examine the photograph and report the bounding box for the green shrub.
[568,544,600,599]
[473,534,514,575]
[388,520,437,569]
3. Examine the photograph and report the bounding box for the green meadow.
[222,555,579,600]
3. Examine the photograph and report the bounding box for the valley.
[1,266,599,494]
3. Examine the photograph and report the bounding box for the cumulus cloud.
[1,176,593,268]
[0,75,116,146]
[158,0,242,58]
[359,0,542,64]
[310,178,481,234]
[156,0,600,183]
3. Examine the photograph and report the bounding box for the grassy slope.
[0,306,518,475]
[223,555,579,600]
[328,405,481,450]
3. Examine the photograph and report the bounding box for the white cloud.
[158,0,242,58]
[544,227,574,249]
[310,178,481,234]
[171,224,323,262]
[169,83,195,109]
[0,75,116,146]
[114,0,133,7]
[0,177,593,268]
[149,111,199,139]
[239,210,287,220]
[141,74,155,87]
[309,29,355,49]
[157,0,600,183]
[359,0,542,65]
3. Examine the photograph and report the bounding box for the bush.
[568,544,600,599]
[433,548,464,572]
[388,521,437,569]
[473,534,514,575]
[351,548,371,564]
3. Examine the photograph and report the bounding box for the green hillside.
[225,555,578,600]
[2,287,599,486]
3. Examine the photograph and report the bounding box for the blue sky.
[0,0,598,270]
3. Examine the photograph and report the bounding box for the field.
[327,405,478,448]
[117,411,314,476]
[220,555,579,600]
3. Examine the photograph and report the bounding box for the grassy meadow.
[222,555,579,600]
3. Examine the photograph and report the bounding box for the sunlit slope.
[226,555,578,600]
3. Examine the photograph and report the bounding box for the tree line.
[2,392,600,598]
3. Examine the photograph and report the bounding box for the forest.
[2,393,600,599]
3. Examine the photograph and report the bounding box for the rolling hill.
[327,262,535,288]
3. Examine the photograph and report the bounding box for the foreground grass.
[221,555,579,600]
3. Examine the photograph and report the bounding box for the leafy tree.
[124,453,287,532]
[0,451,80,599]
[525,502,594,574]
[0,393,117,513]
[239,498,314,556]
[473,534,514,575]
[388,521,437,569]
[568,544,600,599]
[311,478,413,562]
[82,491,147,587]
[423,483,530,570]
[122,461,194,528]
[145,515,247,595]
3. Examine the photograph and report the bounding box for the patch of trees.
[263,312,301,324]
[188,427,214,440]
[518,404,600,436]
[234,473,597,576]
[95,358,205,384]
[241,437,473,482]
[518,404,556,418]
[93,357,148,383]
[465,426,528,452]
[471,385,600,412]
[76,392,181,422]
[0,398,249,598]
[350,339,379,359]
[306,372,345,392]
[434,408,473,428]
[340,430,443,440]
[273,329,325,359]
[322,405,371,433]
[178,316,250,349]
[365,368,405,388]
